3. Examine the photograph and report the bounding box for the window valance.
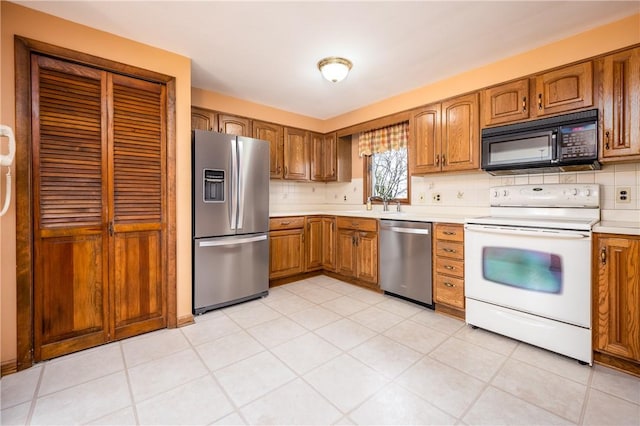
[358,121,409,157]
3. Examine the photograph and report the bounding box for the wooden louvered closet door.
[109,74,166,340]
[32,55,167,361]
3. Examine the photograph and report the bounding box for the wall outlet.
[432,192,441,203]
[616,187,631,203]
[343,195,347,201]
[418,192,426,203]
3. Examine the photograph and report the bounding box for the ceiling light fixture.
[317,57,353,83]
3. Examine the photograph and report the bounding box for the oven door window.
[482,247,562,294]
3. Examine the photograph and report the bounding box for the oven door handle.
[464,224,589,239]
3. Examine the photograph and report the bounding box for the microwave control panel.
[559,122,597,160]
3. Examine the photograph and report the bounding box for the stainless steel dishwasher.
[379,219,433,306]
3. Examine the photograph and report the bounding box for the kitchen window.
[360,122,410,204]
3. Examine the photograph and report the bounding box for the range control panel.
[490,184,600,208]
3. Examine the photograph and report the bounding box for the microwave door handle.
[551,131,559,162]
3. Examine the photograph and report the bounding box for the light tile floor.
[2,275,639,425]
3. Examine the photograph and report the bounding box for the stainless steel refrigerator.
[192,130,269,314]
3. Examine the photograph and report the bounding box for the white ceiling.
[15,1,640,119]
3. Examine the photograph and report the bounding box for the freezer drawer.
[193,233,269,314]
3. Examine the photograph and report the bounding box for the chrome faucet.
[371,196,391,211]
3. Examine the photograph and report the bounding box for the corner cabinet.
[321,216,337,271]
[305,216,323,271]
[598,47,640,162]
[410,92,479,174]
[593,233,640,375]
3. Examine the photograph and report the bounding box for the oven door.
[464,224,591,327]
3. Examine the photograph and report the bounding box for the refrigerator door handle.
[230,138,238,230]
[237,139,244,230]
[198,234,267,247]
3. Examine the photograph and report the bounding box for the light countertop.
[593,221,640,236]
[269,210,469,224]
[271,210,640,235]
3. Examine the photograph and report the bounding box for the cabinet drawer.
[434,274,465,309]
[336,217,377,232]
[435,257,464,277]
[435,241,463,260]
[435,224,464,242]
[269,216,305,230]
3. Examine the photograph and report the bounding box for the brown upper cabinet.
[190,108,251,136]
[482,78,530,127]
[218,113,252,136]
[534,61,593,117]
[283,127,310,180]
[253,120,284,178]
[411,92,480,174]
[311,132,337,181]
[191,106,218,132]
[598,47,640,162]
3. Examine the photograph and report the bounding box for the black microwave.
[481,109,600,175]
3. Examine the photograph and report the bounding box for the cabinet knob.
[444,265,455,270]
[605,131,610,150]
[442,155,446,166]
[443,282,455,288]
[537,93,543,110]
[600,247,607,265]
[443,248,456,253]
[435,155,440,166]
[522,96,527,112]
[443,231,456,236]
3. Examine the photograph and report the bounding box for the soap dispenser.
[366,197,372,211]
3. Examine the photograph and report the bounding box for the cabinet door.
[218,113,251,136]
[410,104,441,174]
[595,235,640,361]
[441,93,480,172]
[482,79,530,126]
[310,132,325,181]
[323,133,337,181]
[283,127,310,180]
[534,61,593,116]
[269,229,305,279]
[600,47,640,160]
[321,217,336,271]
[305,217,323,271]
[253,120,284,178]
[337,229,356,277]
[191,107,217,131]
[356,231,378,284]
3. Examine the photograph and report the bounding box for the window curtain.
[358,122,409,156]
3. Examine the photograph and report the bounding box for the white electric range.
[464,184,600,364]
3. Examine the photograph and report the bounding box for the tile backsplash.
[270,163,640,222]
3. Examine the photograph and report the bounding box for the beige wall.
[1,2,639,368]
[0,2,192,366]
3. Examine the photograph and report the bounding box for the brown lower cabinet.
[269,215,377,288]
[268,217,305,279]
[593,233,640,376]
[433,223,465,318]
[335,217,378,287]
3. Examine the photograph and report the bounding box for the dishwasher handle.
[383,226,430,235]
